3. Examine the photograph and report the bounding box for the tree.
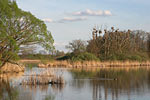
[54,50,65,57]
[19,45,37,55]
[87,27,149,60]
[66,39,87,54]
[0,0,54,67]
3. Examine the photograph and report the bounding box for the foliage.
[19,54,53,60]
[64,39,99,61]
[0,0,54,67]
[99,52,149,61]
[63,27,150,62]
[66,39,87,54]
[87,27,150,61]
[58,52,99,61]
[71,52,99,61]
[19,45,37,55]
[53,50,65,58]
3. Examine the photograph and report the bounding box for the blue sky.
[16,0,150,52]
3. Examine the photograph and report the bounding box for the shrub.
[57,52,99,61]
[99,52,149,61]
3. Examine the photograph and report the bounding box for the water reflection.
[0,69,64,100]
[0,76,19,100]
[18,68,65,100]
[1,68,150,100]
[70,68,150,100]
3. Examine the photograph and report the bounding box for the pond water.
[1,67,150,100]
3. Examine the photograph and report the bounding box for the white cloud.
[72,9,112,16]
[59,17,87,23]
[42,17,87,23]
[42,18,53,23]
[104,10,112,16]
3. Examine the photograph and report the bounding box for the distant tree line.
[87,27,150,61]
[64,27,150,61]
[19,49,65,60]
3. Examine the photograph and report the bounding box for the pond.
[0,67,150,100]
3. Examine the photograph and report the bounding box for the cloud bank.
[73,9,112,16]
[42,9,112,23]
[42,17,87,23]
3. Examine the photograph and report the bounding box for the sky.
[16,0,150,52]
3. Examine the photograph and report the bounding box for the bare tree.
[87,27,149,60]
[66,39,87,54]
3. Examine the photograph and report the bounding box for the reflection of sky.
[3,68,150,100]
[16,0,150,51]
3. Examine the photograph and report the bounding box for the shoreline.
[18,59,150,69]
[18,60,150,68]
[19,59,41,63]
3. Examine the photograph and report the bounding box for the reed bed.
[38,60,150,68]
[19,59,41,64]
[20,69,64,85]
[0,63,25,73]
[21,80,65,93]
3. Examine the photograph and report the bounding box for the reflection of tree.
[95,68,150,100]
[0,79,19,100]
[71,79,86,89]
[145,69,150,91]
[71,69,96,89]
[22,84,49,92]
[0,72,58,100]
[22,83,65,94]
[51,84,65,93]
[44,95,55,100]
[18,84,56,100]
[71,68,150,100]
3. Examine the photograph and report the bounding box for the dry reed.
[38,60,150,69]
[20,69,64,85]
[0,63,25,73]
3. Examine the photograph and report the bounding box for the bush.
[128,55,142,61]
[99,52,149,61]
[57,53,73,60]
[72,52,99,61]
[57,52,99,61]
